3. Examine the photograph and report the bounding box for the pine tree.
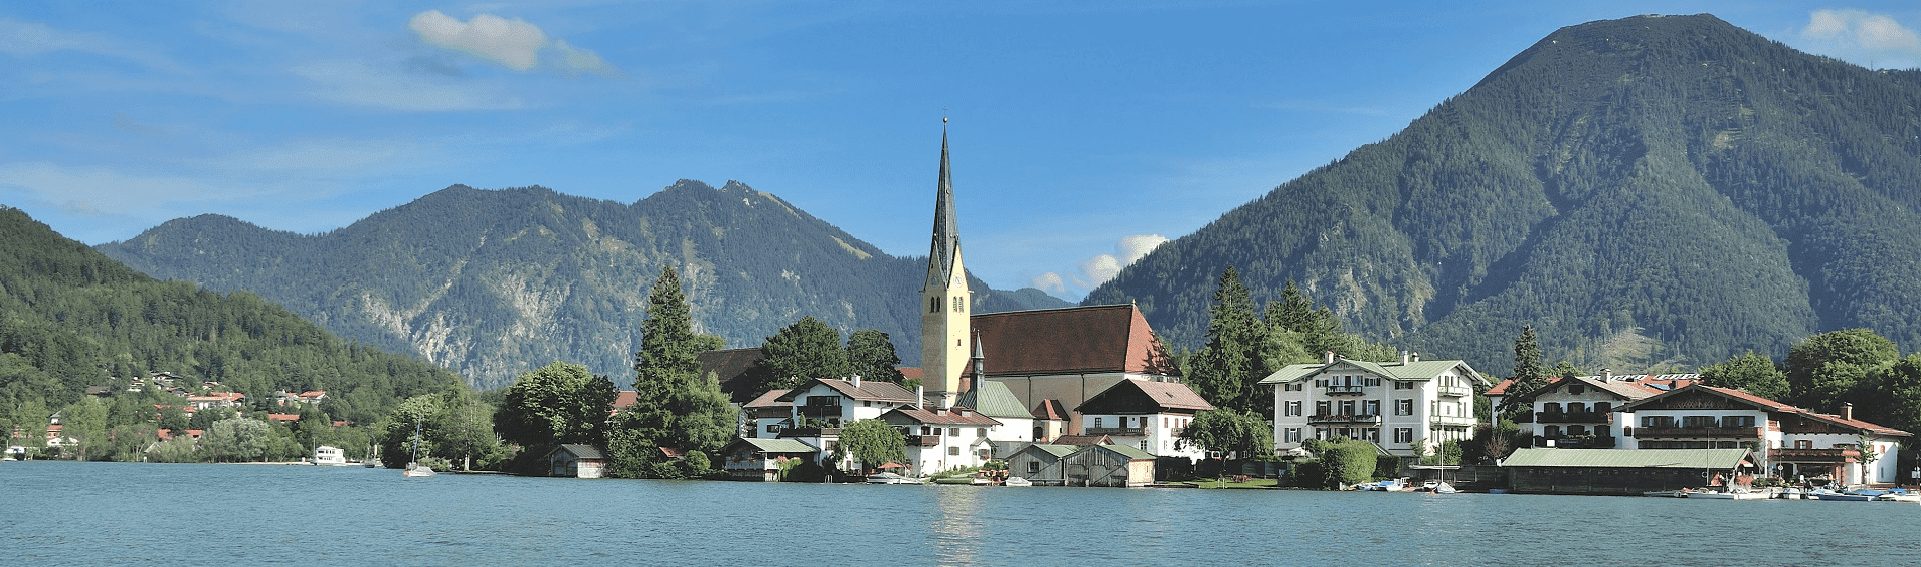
[609,266,736,478]
[1505,326,1546,410]
[1186,266,1268,414]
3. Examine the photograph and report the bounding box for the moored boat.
[866,472,920,484]
[1003,477,1032,487]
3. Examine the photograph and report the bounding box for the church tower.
[921,120,971,408]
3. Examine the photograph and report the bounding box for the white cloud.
[1797,9,1921,69]
[408,11,618,76]
[1070,234,1170,290]
[1031,272,1067,295]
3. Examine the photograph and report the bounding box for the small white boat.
[1643,490,1687,498]
[1003,477,1032,487]
[402,463,436,478]
[865,472,920,484]
[1685,489,1767,500]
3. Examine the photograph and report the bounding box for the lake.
[6,461,1919,566]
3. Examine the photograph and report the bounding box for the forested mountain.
[0,206,463,425]
[100,180,1067,390]
[1086,14,1921,376]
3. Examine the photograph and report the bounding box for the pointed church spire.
[925,120,960,290]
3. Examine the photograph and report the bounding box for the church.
[723,123,1212,479]
[915,122,1211,462]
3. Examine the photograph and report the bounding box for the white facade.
[1263,354,1486,457]
[1081,412,1200,460]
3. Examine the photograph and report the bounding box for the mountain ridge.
[1085,13,1921,376]
[100,180,1068,389]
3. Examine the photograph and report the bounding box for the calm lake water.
[6,461,1920,566]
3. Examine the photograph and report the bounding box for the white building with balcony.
[1260,352,1487,457]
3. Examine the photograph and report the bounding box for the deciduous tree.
[837,418,906,473]
[1699,351,1790,401]
[1786,329,1897,412]
[1176,409,1273,463]
[754,316,850,394]
[845,329,906,385]
[494,361,616,449]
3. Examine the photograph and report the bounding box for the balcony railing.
[1083,427,1147,437]
[904,435,940,447]
[1429,415,1476,427]
[1535,411,1611,424]
[1325,385,1366,396]
[796,405,842,418]
[1306,414,1383,425]
[1770,448,1863,462]
[1633,426,1763,439]
[1436,384,1472,398]
[779,427,841,437]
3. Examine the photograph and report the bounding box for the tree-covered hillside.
[0,206,464,426]
[100,180,1066,389]
[1086,14,1921,376]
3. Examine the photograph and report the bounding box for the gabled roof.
[1503,448,1750,469]
[954,380,1030,419]
[1033,399,1069,421]
[1259,358,1487,387]
[1615,384,1796,413]
[548,443,605,460]
[744,388,791,409]
[1010,443,1078,459]
[728,437,817,454]
[1614,384,1910,437]
[1486,374,1696,398]
[1076,443,1156,461]
[971,304,1178,377]
[1075,379,1213,415]
[1504,376,1685,405]
[700,347,769,404]
[883,407,1002,427]
[775,378,919,404]
[612,390,639,411]
[1051,434,1114,446]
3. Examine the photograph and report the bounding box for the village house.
[1492,372,1698,449]
[1261,351,1487,457]
[772,376,920,470]
[1073,379,1212,460]
[880,405,1000,473]
[741,389,794,439]
[1611,384,1909,485]
[720,437,819,481]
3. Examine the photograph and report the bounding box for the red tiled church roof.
[971,304,1178,377]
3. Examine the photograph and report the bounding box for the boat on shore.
[1685,489,1768,500]
[1004,477,1032,487]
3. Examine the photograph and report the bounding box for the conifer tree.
[609,266,735,477]
[1186,266,1268,414]
[1504,326,1546,411]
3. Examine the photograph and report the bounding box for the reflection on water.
[9,462,1921,566]
[929,486,982,566]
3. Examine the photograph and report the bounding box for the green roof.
[1257,358,1486,386]
[955,380,1032,419]
[1501,448,1750,469]
[1087,444,1156,460]
[1018,443,1079,458]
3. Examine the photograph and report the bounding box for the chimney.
[916,385,926,410]
[1603,369,1612,382]
[851,374,862,388]
[1411,352,1419,363]
[1324,351,1335,364]
[1844,403,1854,421]
[1401,350,1409,365]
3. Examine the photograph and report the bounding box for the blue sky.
[5,2,1921,301]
